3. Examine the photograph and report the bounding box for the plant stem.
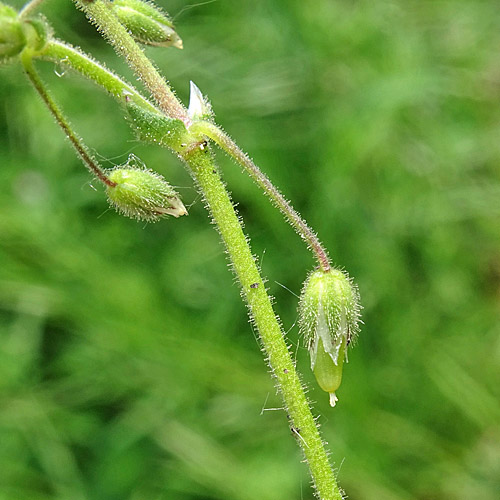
[21,49,115,187]
[191,121,332,272]
[74,0,188,124]
[19,0,46,18]
[181,145,342,500]
[70,2,342,497]
[36,39,331,271]
[38,40,157,113]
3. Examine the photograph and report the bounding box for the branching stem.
[35,38,331,271]
[38,40,157,113]
[191,121,332,272]
[33,2,344,497]
[181,145,342,500]
[19,0,46,18]
[21,50,115,187]
[74,0,188,123]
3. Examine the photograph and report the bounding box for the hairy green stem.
[38,40,157,113]
[191,121,332,272]
[19,0,46,18]
[65,2,342,497]
[21,49,115,187]
[74,0,188,123]
[182,145,342,500]
[36,38,331,272]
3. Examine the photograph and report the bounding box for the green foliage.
[1,0,500,499]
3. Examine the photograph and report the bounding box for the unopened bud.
[113,0,183,48]
[125,101,187,152]
[0,5,51,62]
[0,5,26,62]
[298,269,361,406]
[106,157,187,221]
[23,17,51,53]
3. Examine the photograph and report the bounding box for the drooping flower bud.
[298,269,361,407]
[106,156,187,221]
[112,0,183,49]
[0,4,26,62]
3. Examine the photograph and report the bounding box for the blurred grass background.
[1,0,500,499]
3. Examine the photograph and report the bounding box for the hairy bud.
[0,4,50,62]
[0,4,26,61]
[299,269,361,406]
[112,0,183,48]
[125,102,187,152]
[23,17,51,53]
[106,157,187,221]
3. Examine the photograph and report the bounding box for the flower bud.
[106,158,187,221]
[125,101,187,152]
[0,4,26,62]
[298,269,361,406]
[23,17,51,53]
[112,0,183,48]
[0,5,51,62]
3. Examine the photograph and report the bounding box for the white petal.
[188,81,205,119]
[329,392,338,407]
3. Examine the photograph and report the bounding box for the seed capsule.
[112,0,183,48]
[106,157,187,221]
[298,269,361,406]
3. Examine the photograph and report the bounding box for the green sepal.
[0,3,17,18]
[299,269,360,360]
[0,5,51,62]
[23,17,51,53]
[106,156,187,221]
[126,102,188,152]
[0,4,26,62]
[298,268,361,406]
[113,0,182,48]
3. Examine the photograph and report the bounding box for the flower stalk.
[21,49,115,187]
[39,39,157,113]
[180,145,343,500]
[18,0,45,19]
[6,1,361,497]
[190,120,332,272]
[74,0,187,123]
[71,2,343,496]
